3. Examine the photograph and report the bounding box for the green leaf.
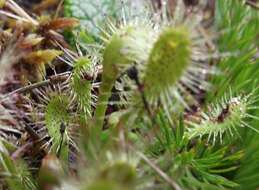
[176,115,185,147]
[64,0,119,35]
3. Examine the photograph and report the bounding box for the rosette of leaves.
[94,1,218,129]
[27,83,78,163]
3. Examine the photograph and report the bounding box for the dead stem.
[0,9,31,23]
[0,72,71,102]
[5,0,39,25]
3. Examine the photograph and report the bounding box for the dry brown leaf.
[33,0,59,13]
[40,18,79,31]
[18,34,44,49]
[24,49,63,65]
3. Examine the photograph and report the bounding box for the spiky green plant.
[142,26,192,110]
[0,0,259,190]
[71,57,96,119]
[25,84,79,163]
[94,24,153,132]
[0,143,37,190]
[45,94,70,156]
[143,27,191,95]
[185,90,259,143]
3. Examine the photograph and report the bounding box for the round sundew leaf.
[143,27,191,99]
[185,94,259,143]
[102,26,151,82]
[102,34,129,81]
[45,94,70,153]
[94,26,152,130]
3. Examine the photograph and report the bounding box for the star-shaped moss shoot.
[71,57,96,119]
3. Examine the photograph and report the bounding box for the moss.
[71,57,93,117]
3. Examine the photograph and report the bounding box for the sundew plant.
[0,0,259,190]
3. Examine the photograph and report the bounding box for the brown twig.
[14,110,49,154]
[0,72,71,102]
[0,9,31,23]
[0,63,103,102]
[54,0,64,19]
[5,0,39,25]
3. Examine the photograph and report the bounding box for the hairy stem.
[94,77,115,135]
